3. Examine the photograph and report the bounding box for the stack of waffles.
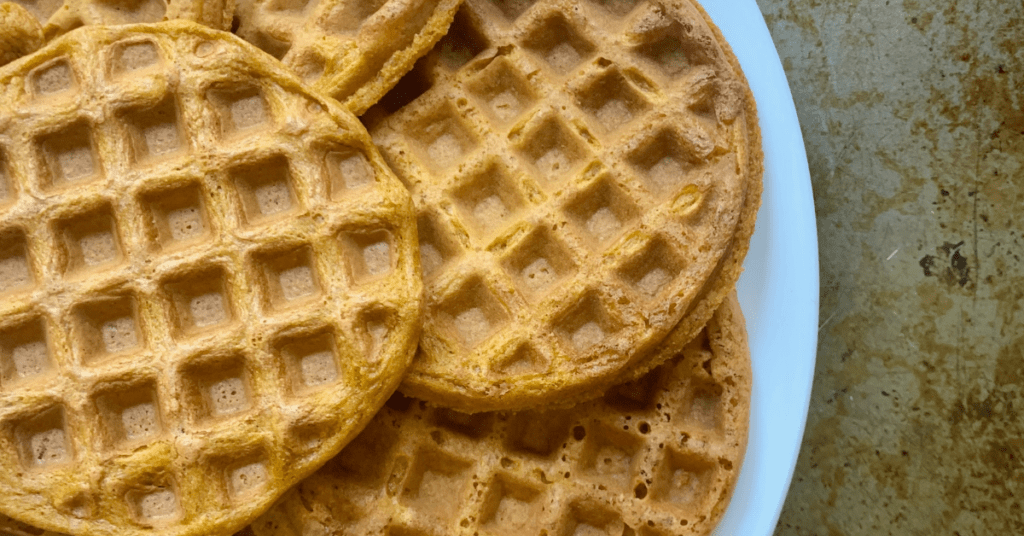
[0,1,763,535]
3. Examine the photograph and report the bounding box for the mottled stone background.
[752,0,1023,534]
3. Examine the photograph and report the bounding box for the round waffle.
[0,21,421,536]
[366,0,762,412]
[249,294,750,536]
[233,0,463,115]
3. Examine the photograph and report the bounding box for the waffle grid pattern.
[370,0,754,409]
[235,0,462,114]
[0,23,420,536]
[6,0,232,45]
[250,296,749,536]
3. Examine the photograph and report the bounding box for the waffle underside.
[251,293,751,536]
[0,22,421,536]
[368,0,763,411]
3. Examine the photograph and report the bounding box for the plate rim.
[701,1,821,534]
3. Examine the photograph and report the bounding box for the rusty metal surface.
[757,0,1024,534]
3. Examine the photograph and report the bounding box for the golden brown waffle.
[1,0,232,47]
[249,294,750,536]
[233,0,462,115]
[366,0,762,412]
[0,21,421,536]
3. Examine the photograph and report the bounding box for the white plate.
[701,1,820,535]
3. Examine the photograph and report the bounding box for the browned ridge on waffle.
[0,21,421,536]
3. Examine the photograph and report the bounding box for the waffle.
[233,0,463,115]
[0,0,233,61]
[249,293,750,536]
[366,0,762,412]
[0,21,421,536]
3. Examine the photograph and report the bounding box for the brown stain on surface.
[919,241,970,287]
[759,0,1024,534]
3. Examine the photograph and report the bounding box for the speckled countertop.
[753,1,1023,534]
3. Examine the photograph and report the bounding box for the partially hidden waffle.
[0,0,234,65]
[366,0,763,412]
[249,293,751,536]
[0,21,421,536]
[233,0,463,115]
